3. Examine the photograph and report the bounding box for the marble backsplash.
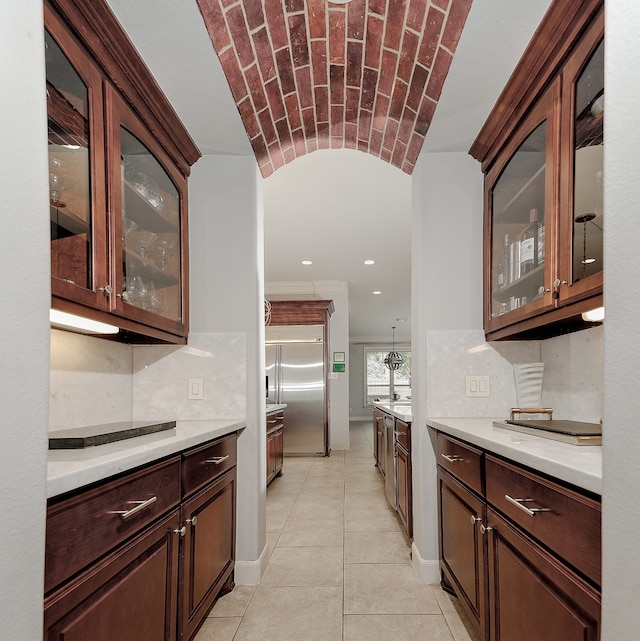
[49,330,246,430]
[132,332,246,421]
[425,326,603,423]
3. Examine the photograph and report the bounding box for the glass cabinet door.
[45,22,106,307]
[486,85,557,330]
[559,13,604,305]
[108,89,187,335]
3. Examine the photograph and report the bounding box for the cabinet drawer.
[485,455,601,585]
[266,412,284,432]
[436,433,483,495]
[182,434,237,498]
[396,419,411,452]
[45,456,181,593]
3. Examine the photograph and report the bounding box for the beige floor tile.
[344,531,411,564]
[266,500,293,533]
[266,475,305,496]
[193,617,241,641]
[234,586,343,641]
[344,614,456,641]
[344,564,441,615]
[208,584,256,618]
[261,546,343,587]
[344,506,403,532]
[287,501,344,522]
[298,484,345,499]
[301,476,347,490]
[432,586,482,641]
[278,517,344,547]
[345,487,391,509]
[265,532,280,558]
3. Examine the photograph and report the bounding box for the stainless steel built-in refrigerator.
[265,325,328,456]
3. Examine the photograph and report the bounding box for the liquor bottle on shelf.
[537,223,545,265]
[510,235,521,283]
[497,234,509,290]
[520,208,539,275]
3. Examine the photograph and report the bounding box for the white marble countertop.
[427,417,602,495]
[47,419,246,499]
[265,404,287,413]
[373,401,412,422]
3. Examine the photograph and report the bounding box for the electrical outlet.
[466,375,490,398]
[188,378,204,400]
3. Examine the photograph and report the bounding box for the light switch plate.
[466,375,490,398]
[188,378,204,400]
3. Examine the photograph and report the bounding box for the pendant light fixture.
[384,326,403,371]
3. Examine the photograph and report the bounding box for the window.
[365,348,411,406]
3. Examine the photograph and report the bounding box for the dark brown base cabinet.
[266,409,284,486]
[44,432,238,641]
[395,418,412,538]
[373,409,385,476]
[44,509,181,641]
[373,408,412,538]
[436,431,601,641]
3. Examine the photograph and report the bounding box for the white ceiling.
[107,0,552,344]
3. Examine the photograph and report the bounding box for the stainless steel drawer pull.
[205,455,230,465]
[396,431,407,436]
[267,419,278,424]
[186,516,198,527]
[505,494,551,517]
[441,454,463,463]
[470,515,482,525]
[480,524,492,535]
[112,496,157,520]
[173,526,186,537]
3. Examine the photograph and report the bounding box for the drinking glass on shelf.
[136,230,157,259]
[121,218,138,241]
[156,238,176,271]
[146,283,166,314]
[125,274,147,305]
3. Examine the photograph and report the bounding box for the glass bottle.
[497,234,509,289]
[520,208,539,275]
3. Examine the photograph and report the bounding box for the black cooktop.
[495,419,602,445]
[49,420,176,450]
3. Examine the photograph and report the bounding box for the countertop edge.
[372,401,412,422]
[47,419,246,499]
[427,417,602,496]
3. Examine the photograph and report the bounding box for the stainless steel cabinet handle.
[480,524,493,535]
[441,454,463,463]
[267,419,278,424]
[470,515,482,525]
[111,496,157,520]
[553,279,568,288]
[186,516,198,527]
[396,431,407,436]
[99,284,113,296]
[173,526,186,537]
[205,455,230,465]
[505,494,551,517]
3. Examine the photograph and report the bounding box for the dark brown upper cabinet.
[471,0,603,341]
[46,0,200,343]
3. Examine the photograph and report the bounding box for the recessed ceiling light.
[364,260,375,265]
[373,290,382,295]
[326,0,352,4]
[301,260,313,265]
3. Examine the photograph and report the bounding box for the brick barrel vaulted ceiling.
[196,0,473,177]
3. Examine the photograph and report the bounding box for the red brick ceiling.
[196,0,472,177]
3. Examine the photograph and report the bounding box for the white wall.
[411,152,485,581]
[601,2,640,637]
[0,3,49,639]
[189,155,267,584]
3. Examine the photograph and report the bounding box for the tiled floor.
[195,421,480,641]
